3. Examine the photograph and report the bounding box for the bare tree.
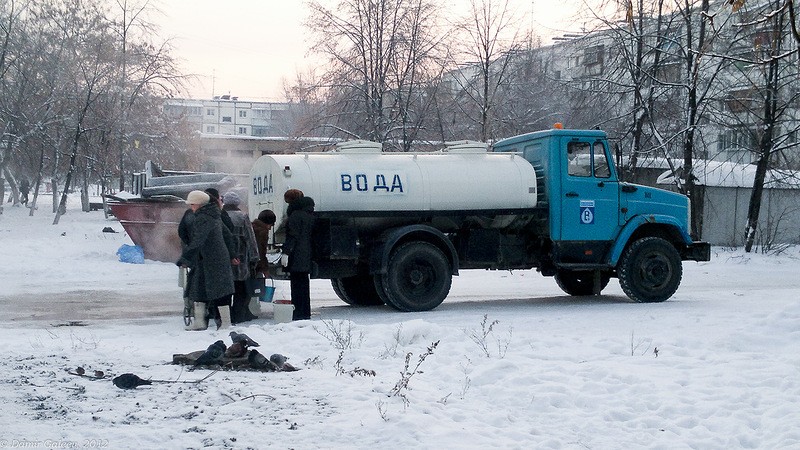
[451,0,521,142]
[307,0,443,147]
[0,0,28,214]
[723,0,800,252]
[52,1,117,224]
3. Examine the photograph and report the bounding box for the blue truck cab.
[493,127,710,302]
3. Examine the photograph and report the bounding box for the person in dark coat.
[205,188,234,232]
[252,209,276,276]
[282,189,315,321]
[177,190,237,330]
[222,191,260,323]
[19,178,30,206]
[177,206,196,327]
[204,187,236,325]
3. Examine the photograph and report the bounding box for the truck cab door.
[557,138,620,259]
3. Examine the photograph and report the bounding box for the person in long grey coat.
[222,191,260,323]
[177,190,237,330]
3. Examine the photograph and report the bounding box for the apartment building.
[162,96,335,173]
[163,95,293,137]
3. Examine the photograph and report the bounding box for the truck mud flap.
[683,242,711,262]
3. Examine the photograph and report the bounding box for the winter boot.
[185,302,208,331]
[230,295,247,324]
[218,305,232,330]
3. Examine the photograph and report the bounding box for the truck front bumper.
[683,241,711,262]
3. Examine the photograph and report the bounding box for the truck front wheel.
[380,242,452,312]
[618,237,682,303]
[555,269,610,296]
[330,275,385,306]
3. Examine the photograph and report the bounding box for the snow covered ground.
[0,202,799,449]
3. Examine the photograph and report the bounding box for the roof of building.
[657,160,800,189]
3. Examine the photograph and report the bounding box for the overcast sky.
[151,0,582,101]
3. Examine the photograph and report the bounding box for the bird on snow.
[112,373,152,389]
[229,331,259,348]
[270,353,298,372]
[194,340,227,366]
[224,341,247,358]
[247,349,279,371]
[75,367,85,375]
[94,370,105,378]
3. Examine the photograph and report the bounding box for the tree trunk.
[53,126,82,225]
[29,145,47,216]
[3,167,19,206]
[0,135,12,215]
[744,55,780,252]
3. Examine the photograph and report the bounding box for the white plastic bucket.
[273,301,294,324]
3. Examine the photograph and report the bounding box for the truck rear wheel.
[618,237,682,303]
[373,275,399,310]
[555,269,610,296]
[330,275,385,306]
[381,242,451,312]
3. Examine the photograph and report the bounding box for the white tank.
[248,141,538,231]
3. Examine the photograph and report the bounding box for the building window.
[583,45,604,65]
[717,127,756,163]
[206,109,215,116]
[725,89,756,113]
[189,106,202,116]
[206,125,216,133]
[222,116,232,123]
[656,63,681,83]
[253,109,269,119]
[238,127,247,135]
[252,126,270,137]
[239,110,247,118]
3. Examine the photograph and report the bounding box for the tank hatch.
[442,140,488,153]
[335,140,383,153]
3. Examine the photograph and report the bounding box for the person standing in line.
[178,190,237,330]
[177,201,197,328]
[203,187,235,326]
[222,191,260,324]
[205,188,234,232]
[281,189,315,321]
[252,209,276,277]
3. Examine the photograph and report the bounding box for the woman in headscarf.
[177,190,237,330]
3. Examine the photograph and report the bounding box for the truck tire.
[380,242,452,312]
[373,275,400,310]
[555,269,610,296]
[618,237,682,303]
[330,279,350,304]
[330,276,385,306]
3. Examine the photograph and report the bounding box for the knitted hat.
[186,190,210,205]
[283,188,304,203]
[257,209,276,225]
[222,191,241,206]
[205,188,220,201]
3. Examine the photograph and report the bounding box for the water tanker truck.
[248,127,710,311]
